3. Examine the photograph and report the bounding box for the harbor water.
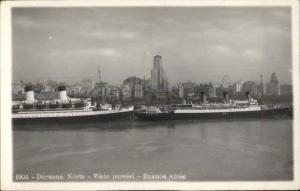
[13,118,293,181]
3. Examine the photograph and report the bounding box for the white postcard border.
[1,0,299,190]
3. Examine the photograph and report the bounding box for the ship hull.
[134,107,292,121]
[134,112,173,121]
[13,109,134,125]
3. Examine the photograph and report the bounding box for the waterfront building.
[266,73,280,96]
[123,76,144,98]
[121,84,131,100]
[32,82,45,93]
[171,85,178,96]
[257,74,265,97]
[134,84,144,99]
[111,87,120,100]
[123,76,143,90]
[231,81,244,97]
[233,81,243,93]
[80,79,94,94]
[195,84,208,98]
[280,84,292,95]
[181,81,196,98]
[208,83,216,97]
[67,83,82,95]
[104,86,121,100]
[36,91,57,100]
[44,84,55,92]
[150,55,168,92]
[216,86,224,97]
[94,81,108,98]
[46,80,58,91]
[178,83,184,98]
[144,78,152,91]
[222,74,231,89]
[105,86,112,98]
[12,82,25,95]
[195,83,216,98]
[242,81,259,97]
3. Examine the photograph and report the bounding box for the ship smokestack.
[58,85,68,101]
[200,92,207,103]
[245,91,251,101]
[223,91,229,103]
[24,85,35,103]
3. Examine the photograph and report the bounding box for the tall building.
[134,84,144,99]
[80,79,94,94]
[258,74,265,96]
[121,84,131,100]
[232,81,244,96]
[178,83,184,98]
[195,83,216,98]
[123,76,143,90]
[181,81,196,98]
[107,86,121,100]
[208,83,216,97]
[123,76,144,98]
[68,83,82,95]
[242,81,259,97]
[151,55,168,92]
[222,74,231,89]
[12,82,25,95]
[267,72,280,96]
[94,81,108,98]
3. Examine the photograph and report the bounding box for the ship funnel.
[245,91,251,101]
[200,92,207,103]
[58,85,68,101]
[24,85,35,103]
[223,91,229,103]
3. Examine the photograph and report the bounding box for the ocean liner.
[12,85,133,124]
[134,92,292,121]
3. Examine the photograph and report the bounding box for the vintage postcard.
[1,0,299,190]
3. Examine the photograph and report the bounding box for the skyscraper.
[222,74,231,89]
[151,55,168,92]
[258,74,265,96]
[267,72,280,96]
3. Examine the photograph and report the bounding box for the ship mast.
[260,74,265,105]
[97,64,104,104]
[166,81,169,105]
[133,76,136,105]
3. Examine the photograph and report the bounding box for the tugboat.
[134,91,292,121]
[12,85,134,124]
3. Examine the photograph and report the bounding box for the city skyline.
[12,71,292,87]
[12,70,292,103]
[13,7,292,85]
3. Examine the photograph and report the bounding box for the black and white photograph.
[1,0,299,190]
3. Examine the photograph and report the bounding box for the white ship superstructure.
[172,91,261,113]
[13,106,134,119]
[173,104,261,114]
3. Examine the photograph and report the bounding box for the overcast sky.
[12,7,292,85]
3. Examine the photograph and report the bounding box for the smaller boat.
[135,106,173,120]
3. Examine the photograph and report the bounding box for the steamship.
[134,92,292,121]
[12,85,134,124]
